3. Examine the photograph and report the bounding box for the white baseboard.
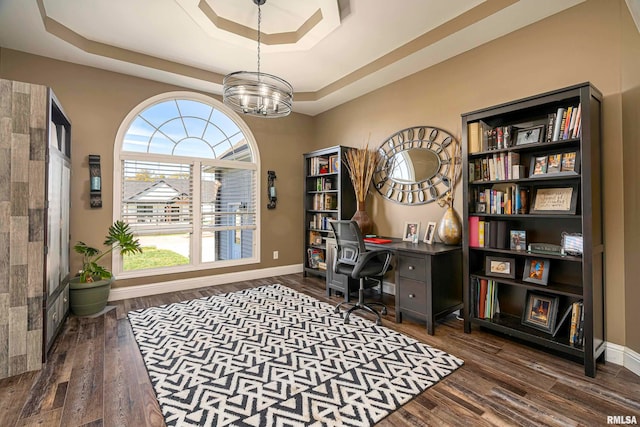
[606,342,640,377]
[108,264,303,301]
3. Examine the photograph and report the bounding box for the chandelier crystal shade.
[223,0,293,118]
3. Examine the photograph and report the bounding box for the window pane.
[201,229,254,262]
[201,165,255,263]
[122,160,192,228]
[123,233,191,271]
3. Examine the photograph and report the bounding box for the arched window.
[113,92,260,278]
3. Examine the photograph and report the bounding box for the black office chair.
[328,220,393,326]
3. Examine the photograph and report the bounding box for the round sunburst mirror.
[373,126,458,205]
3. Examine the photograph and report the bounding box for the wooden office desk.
[325,238,462,335]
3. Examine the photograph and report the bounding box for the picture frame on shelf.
[530,155,548,176]
[522,291,559,334]
[522,257,551,285]
[516,125,545,146]
[403,221,420,242]
[328,155,339,174]
[560,151,580,174]
[530,184,579,215]
[484,256,516,279]
[423,221,437,244]
[475,202,486,213]
[510,230,527,251]
[561,232,583,256]
[546,153,562,174]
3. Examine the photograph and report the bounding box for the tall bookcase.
[461,83,604,377]
[303,146,356,278]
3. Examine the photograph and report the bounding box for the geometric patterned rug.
[127,284,464,426]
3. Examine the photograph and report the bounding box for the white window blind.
[121,160,193,233]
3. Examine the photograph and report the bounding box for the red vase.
[352,201,374,235]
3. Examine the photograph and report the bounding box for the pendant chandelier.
[223,0,293,118]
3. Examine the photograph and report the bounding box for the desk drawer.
[397,254,426,280]
[398,278,426,315]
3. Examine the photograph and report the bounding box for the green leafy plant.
[74,220,142,283]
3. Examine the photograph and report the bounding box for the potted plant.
[69,220,142,316]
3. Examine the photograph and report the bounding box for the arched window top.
[122,98,253,162]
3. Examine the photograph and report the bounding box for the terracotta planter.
[69,277,113,316]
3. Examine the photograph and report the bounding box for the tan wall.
[1,0,637,351]
[0,48,312,288]
[621,4,640,353]
[313,0,630,347]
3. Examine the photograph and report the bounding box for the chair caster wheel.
[344,318,350,325]
[381,307,388,315]
[334,308,340,314]
[376,319,382,326]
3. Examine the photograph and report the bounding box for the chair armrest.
[351,249,393,279]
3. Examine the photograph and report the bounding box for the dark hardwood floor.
[1,273,638,426]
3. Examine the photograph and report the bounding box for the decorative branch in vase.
[344,144,377,234]
[437,136,462,244]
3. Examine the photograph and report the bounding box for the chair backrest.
[329,220,367,265]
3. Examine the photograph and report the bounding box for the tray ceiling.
[0,0,587,115]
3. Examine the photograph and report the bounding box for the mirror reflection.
[387,149,440,184]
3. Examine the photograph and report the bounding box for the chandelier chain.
[257,3,261,77]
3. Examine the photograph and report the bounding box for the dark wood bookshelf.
[303,146,356,278]
[462,82,605,377]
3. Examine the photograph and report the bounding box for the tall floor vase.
[437,207,462,245]
[352,201,374,235]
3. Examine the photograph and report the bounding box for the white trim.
[602,342,640,377]
[606,341,625,366]
[108,264,303,301]
[624,346,640,376]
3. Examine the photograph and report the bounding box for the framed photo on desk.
[423,221,437,244]
[403,221,420,242]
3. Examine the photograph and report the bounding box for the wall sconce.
[267,170,277,209]
[89,154,102,208]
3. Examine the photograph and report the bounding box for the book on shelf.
[569,301,584,346]
[474,220,507,249]
[310,213,332,230]
[545,113,556,142]
[470,153,521,183]
[469,216,480,247]
[551,103,581,142]
[571,104,582,138]
[468,122,481,154]
[479,278,488,318]
[308,230,323,246]
[307,247,325,268]
[474,278,499,320]
[552,108,566,141]
[309,156,330,175]
[315,176,334,191]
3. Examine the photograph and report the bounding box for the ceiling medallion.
[222,0,293,118]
